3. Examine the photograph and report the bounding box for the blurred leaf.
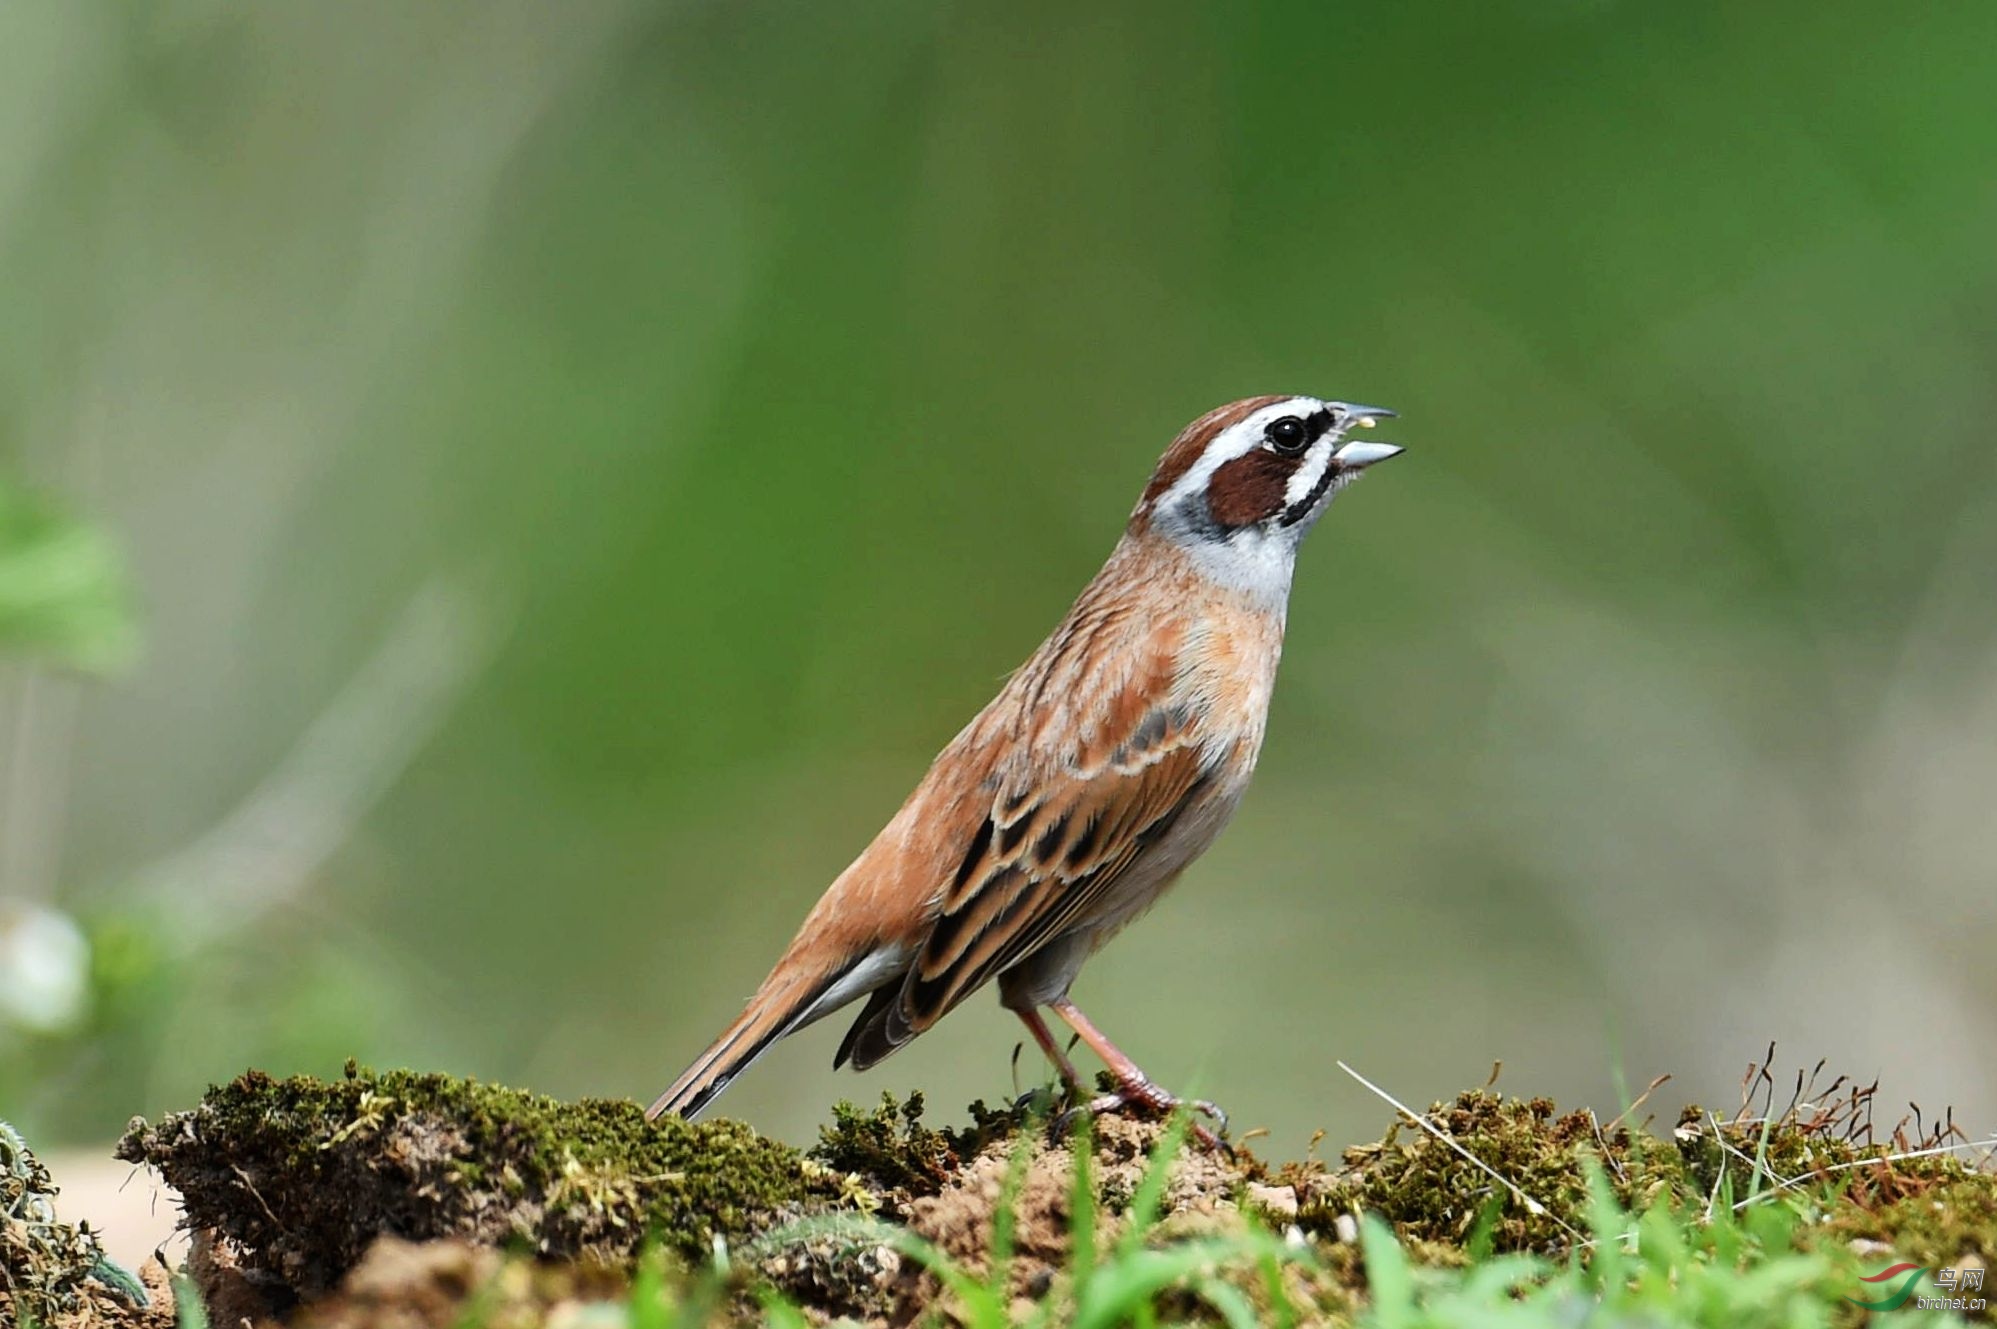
[0,478,135,673]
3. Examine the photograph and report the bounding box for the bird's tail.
[645,960,854,1121]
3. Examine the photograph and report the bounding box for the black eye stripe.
[1264,408,1336,454]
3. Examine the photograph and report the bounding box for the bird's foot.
[1010,1083,1071,1119]
[1055,1077,1231,1152]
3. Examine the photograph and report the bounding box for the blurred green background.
[2,0,1994,1152]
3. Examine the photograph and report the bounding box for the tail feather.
[646,973,832,1121]
[646,944,910,1120]
[832,983,905,1071]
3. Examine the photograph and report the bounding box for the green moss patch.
[1810,1161,1997,1275]
[810,1089,1028,1202]
[1295,1091,1677,1253]
[1285,1073,1995,1277]
[115,1062,843,1305]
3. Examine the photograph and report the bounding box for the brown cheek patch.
[1141,396,1287,507]
[1207,450,1297,527]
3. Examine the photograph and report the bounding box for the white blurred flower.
[0,903,90,1032]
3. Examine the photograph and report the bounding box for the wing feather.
[835,581,1260,1072]
[882,691,1213,1045]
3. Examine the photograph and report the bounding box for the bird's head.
[1134,395,1403,591]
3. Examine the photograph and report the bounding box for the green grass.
[586,1115,1916,1328]
[1352,1167,1848,1329]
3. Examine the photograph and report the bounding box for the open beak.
[1327,403,1404,469]
[1333,402,1397,427]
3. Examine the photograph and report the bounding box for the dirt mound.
[117,1063,845,1313]
[110,1062,1997,1326]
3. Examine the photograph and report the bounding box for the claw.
[1053,1078,1233,1153]
[1035,999,1234,1152]
[1014,1080,1090,1146]
[1188,1098,1229,1136]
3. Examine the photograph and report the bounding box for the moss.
[1670,1100,1873,1199]
[1666,1099,1997,1272]
[750,1218,910,1322]
[811,1092,960,1200]
[4,1119,107,1323]
[1797,1146,1997,1273]
[116,1062,843,1303]
[809,1090,1027,1202]
[1293,1090,1688,1252]
[1288,1083,1997,1280]
[1817,1169,1997,1267]
[3,1120,163,1328]
[111,1061,1997,1327]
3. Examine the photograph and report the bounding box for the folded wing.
[836,619,1215,1069]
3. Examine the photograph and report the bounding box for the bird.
[647,395,1403,1141]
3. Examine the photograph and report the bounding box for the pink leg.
[1014,1007,1085,1088]
[1048,997,1229,1150]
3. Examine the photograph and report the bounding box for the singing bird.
[648,396,1403,1139]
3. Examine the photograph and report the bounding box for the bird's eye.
[1265,416,1308,455]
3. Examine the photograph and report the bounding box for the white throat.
[1150,505,1303,608]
